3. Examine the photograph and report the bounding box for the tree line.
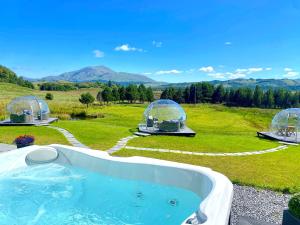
[161,82,300,108]
[97,83,154,103]
[39,82,103,91]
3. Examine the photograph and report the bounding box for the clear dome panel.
[142,99,187,132]
[270,108,300,140]
[38,99,50,114]
[7,96,50,121]
[7,96,40,116]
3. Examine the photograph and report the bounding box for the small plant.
[45,93,54,100]
[14,135,35,148]
[289,193,300,219]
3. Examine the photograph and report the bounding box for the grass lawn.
[128,104,279,152]
[2,82,299,193]
[114,147,300,193]
[0,126,69,145]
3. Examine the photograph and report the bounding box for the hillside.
[160,78,300,90]
[41,66,157,84]
[0,65,34,89]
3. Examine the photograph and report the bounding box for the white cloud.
[156,69,182,75]
[247,67,263,73]
[208,73,225,79]
[93,50,104,58]
[186,68,195,73]
[284,67,293,72]
[235,67,263,74]
[228,72,246,79]
[266,67,272,71]
[283,68,299,78]
[114,44,144,52]
[284,71,299,78]
[143,72,152,75]
[152,41,162,48]
[225,41,232,45]
[199,66,214,73]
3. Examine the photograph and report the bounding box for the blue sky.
[0,0,300,83]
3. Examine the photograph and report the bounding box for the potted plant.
[283,193,300,225]
[14,135,35,148]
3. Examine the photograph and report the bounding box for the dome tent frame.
[257,108,300,143]
[0,96,58,126]
[138,99,195,136]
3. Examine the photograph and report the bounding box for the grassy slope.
[0,126,69,145]
[114,147,300,193]
[128,104,279,152]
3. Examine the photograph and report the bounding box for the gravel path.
[231,185,291,225]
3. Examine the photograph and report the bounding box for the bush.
[289,193,300,219]
[14,135,35,146]
[45,93,54,100]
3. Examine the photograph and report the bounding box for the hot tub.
[0,144,233,225]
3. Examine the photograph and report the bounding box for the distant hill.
[0,65,34,89]
[41,66,157,84]
[160,78,300,90]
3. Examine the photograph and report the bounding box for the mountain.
[41,66,156,84]
[160,78,300,90]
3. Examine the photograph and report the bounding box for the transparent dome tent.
[138,99,195,136]
[258,108,300,143]
[0,96,57,125]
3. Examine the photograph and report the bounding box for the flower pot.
[16,142,34,149]
[283,209,300,225]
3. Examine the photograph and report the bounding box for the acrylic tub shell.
[0,144,233,225]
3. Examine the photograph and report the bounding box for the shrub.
[289,193,300,219]
[79,92,95,108]
[45,93,54,100]
[14,135,35,146]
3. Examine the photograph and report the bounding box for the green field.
[0,83,299,193]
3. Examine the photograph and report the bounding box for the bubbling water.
[0,163,201,225]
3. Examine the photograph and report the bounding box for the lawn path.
[124,145,288,156]
[48,126,90,149]
[47,126,289,156]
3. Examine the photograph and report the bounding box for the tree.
[183,86,190,103]
[138,84,147,103]
[253,85,263,107]
[146,87,154,102]
[118,86,126,102]
[112,86,120,102]
[212,84,225,103]
[45,93,53,100]
[79,92,95,108]
[101,86,113,103]
[263,89,274,108]
[96,90,103,103]
[126,84,139,103]
[173,88,184,103]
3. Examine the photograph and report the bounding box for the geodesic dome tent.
[6,96,50,123]
[269,108,300,142]
[138,99,195,136]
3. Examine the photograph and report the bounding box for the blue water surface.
[0,163,201,225]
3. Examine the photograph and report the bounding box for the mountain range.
[24,65,300,90]
[39,66,156,84]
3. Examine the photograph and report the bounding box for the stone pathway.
[48,126,90,149]
[107,135,138,154]
[124,145,288,156]
[47,126,290,156]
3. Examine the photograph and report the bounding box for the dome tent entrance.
[138,99,195,136]
[257,108,300,143]
[0,96,58,126]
